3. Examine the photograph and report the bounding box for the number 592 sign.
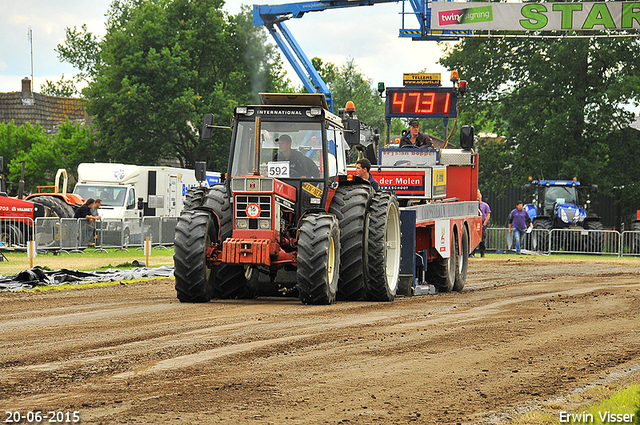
[268,161,290,178]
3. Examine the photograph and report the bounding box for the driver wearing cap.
[399,119,434,148]
[274,134,320,178]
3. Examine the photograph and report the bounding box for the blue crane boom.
[252,0,470,112]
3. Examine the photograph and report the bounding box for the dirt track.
[2,256,640,424]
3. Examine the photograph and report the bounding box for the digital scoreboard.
[386,87,457,119]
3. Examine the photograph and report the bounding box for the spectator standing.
[74,198,101,247]
[471,190,491,257]
[508,200,533,254]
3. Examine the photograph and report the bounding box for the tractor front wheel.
[297,213,340,305]
[173,210,216,303]
[328,185,372,301]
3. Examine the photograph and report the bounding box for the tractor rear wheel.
[533,218,552,253]
[183,186,209,212]
[453,226,469,291]
[632,221,640,254]
[213,265,260,299]
[366,191,401,301]
[328,184,372,301]
[585,220,604,253]
[297,213,340,305]
[427,229,457,292]
[33,196,74,218]
[201,184,233,236]
[173,210,216,302]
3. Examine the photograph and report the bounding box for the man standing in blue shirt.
[508,200,533,254]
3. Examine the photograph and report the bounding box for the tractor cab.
[525,179,598,227]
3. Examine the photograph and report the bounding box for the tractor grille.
[235,195,272,230]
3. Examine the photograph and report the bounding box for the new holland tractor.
[524,178,603,252]
[173,93,401,305]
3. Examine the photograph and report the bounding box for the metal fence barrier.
[5,217,640,257]
[26,217,181,252]
[0,217,35,249]
[485,227,640,257]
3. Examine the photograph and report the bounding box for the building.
[0,78,88,134]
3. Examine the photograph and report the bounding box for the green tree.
[42,24,103,97]
[0,121,95,193]
[440,36,640,194]
[57,0,290,173]
[40,75,78,97]
[312,57,385,132]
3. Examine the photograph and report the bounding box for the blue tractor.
[524,179,603,252]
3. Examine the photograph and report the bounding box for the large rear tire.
[328,184,372,301]
[533,218,552,253]
[33,196,74,218]
[201,184,233,236]
[453,226,469,291]
[213,265,260,299]
[199,185,259,299]
[173,210,216,302]
[183,186,209,212]
[297,213,340,305]
[585,220,604,253]
[427,228,457,292]
[366,191,401,302]
[632,221,640,254]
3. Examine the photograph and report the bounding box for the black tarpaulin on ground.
[0,265,174,291]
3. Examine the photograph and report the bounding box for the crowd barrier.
[0,217,35,249]
[0,217,179,253]
[485,227,640,257]
[3,218,640,257]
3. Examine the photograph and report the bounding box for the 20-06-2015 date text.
[5,411,80,423]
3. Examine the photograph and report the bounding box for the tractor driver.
[399,120,434,148]
[274,134,320,178]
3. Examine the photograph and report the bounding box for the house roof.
[0,79,87,134]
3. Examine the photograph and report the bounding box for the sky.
[0,0,456,94]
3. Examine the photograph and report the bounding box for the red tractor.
[174,94,401,305]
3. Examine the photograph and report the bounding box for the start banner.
[430,1,640,31]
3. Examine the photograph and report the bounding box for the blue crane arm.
[253,0,398,112]
[253,1,398,26]
[252,0,469,111]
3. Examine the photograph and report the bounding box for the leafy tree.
[440,35,640,196]
[40,75,78,97]
[0,121,95,193]
[56,0,290,173]
[312,57,385,133]
[42,24,103,97]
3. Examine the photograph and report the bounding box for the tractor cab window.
[231,121,323,179]
[544,186,577,208]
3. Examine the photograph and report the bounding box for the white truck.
[73,163,221,246]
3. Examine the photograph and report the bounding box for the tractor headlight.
[573,210,580,222]
[307,107,322,117]
[259,219,271,230]
[236,219,248,229]
[560,208,569,223]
